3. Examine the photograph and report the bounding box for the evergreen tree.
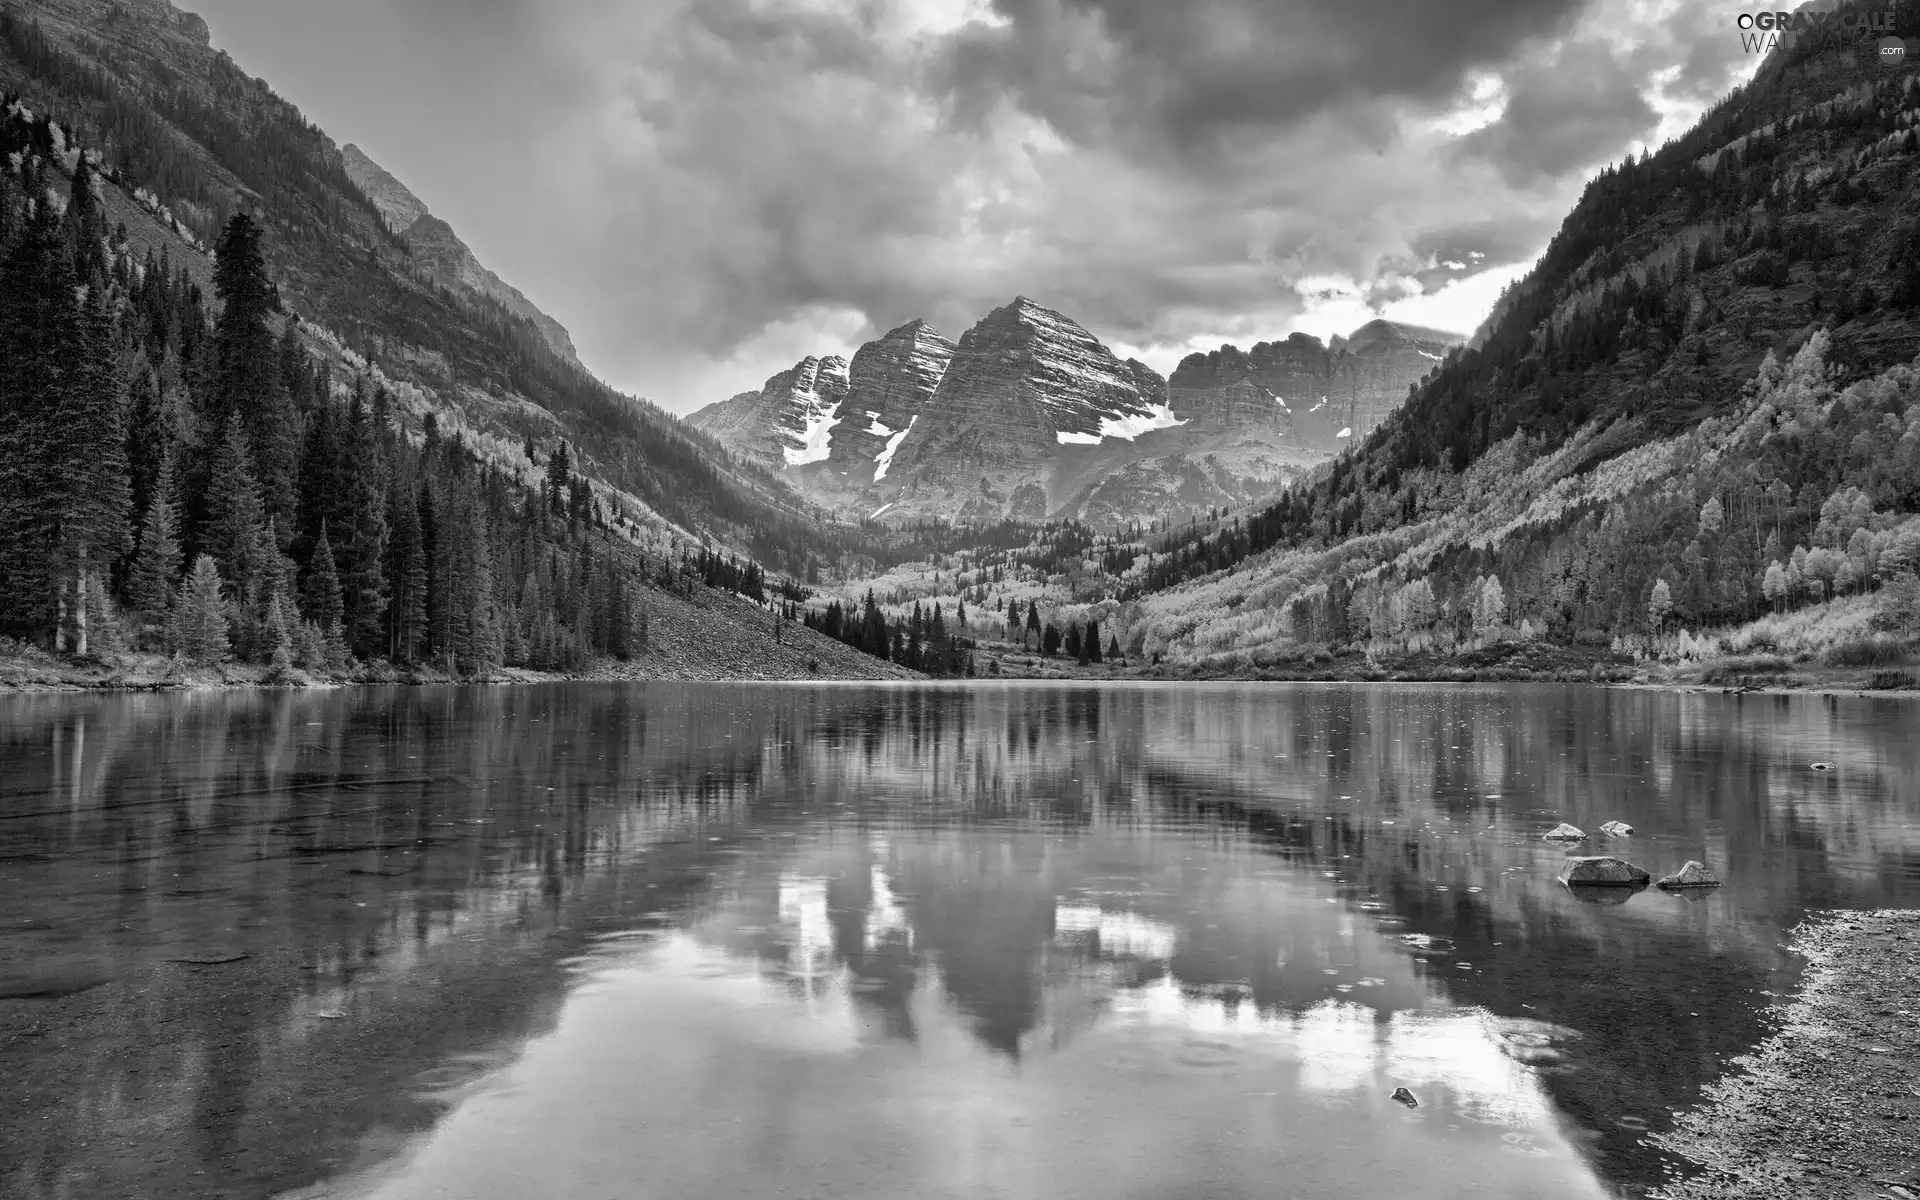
[1086,618,1102,663]
[386,475,428,661]
[302,522,345,636]
[124,363,170,528]
[339,387,389,657]
[127,455,184,635]
[173,554,231,664]
[0,197,82,644]
[57,281,133,655]
[545,440,572,515]
[211,213,297,529]
[202,415,267,602]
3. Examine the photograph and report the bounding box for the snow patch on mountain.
[874,416,916,480]
[784,399,843,466]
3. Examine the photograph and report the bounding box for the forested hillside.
[0,0,844,572]
[1085,4,1920,677]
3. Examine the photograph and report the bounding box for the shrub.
[1820,636,1911,667]
[1701,655,1792,684]
[1866,669,1918,690]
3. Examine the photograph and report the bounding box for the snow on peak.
[783,398,843,466]
[873,415,916,480]
[1337,427,1352,439]
[1055,402,1186,446]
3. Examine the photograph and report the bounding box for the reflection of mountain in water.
[1,683,1916,1196]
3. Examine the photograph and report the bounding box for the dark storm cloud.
[1454,39,1660,185]
[190,0,1748,410]
[940,0,1589,155]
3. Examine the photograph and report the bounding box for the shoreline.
[4,652,1917,696]
[1650,910,1920,1199]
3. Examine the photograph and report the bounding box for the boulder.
[1541,823,1586,841]
[1599,820,1634,836]
[1810,761,1836,771]
[1558,856,1651,886]
[1657,860,1722,888]
[1390,1086,1418,1107]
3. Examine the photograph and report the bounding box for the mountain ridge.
[339,142,580,364]
[690,300,1458,527]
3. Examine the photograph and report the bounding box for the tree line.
[0,108,649,675]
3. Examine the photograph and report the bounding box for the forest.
[0,103,652,677]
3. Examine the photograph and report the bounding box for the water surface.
[1,683,1915,1199]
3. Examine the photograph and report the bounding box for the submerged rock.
[1558,856,1651,886]
[1542,823,1586,841]
[1657,860,1722,888]
[1391,1086,1419,1107]
[1599,820,1634,836]
[1810,761,1836,771]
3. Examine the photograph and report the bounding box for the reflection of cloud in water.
[1052,904,1178,960]
[864,855,912,952]
[776,873,835,980]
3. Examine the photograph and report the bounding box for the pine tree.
[202,415,267,602]
[173,554,231,664]
[56,281,133,655]
[212,213,297,528]
[128,456,184,637]
[124,364,170,528]
[1086,618,1102,663]
[302,522,345,636]
[386,475,427,661]
[0,197,82,644]
[339,387,389,657]
[545,440,572,515]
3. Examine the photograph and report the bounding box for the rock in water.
[1657,860,1722,888]
[1599,820,1634,836]
[1810,761,1836,771]
[1542,823,1586,841]
[1558,857,1651,886]
[1391,1087,1418,1107]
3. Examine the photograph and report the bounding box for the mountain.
[1168,320,1461,450]
[687,354,852,474]
[1113,11,1920,669]
[0,0,842,576]
[690,298,1456,527]
[339,143,579,364]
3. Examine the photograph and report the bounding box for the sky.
[190,0,1762,414]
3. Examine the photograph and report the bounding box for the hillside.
[1077,6,1920,672]
[0,0,841,573]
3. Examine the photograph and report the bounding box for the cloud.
[191,0,1755,412]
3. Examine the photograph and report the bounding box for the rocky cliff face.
[686,355,852,474]
[875,298,1178,520]
[1169,320,1459,452]
[340,144,579,364]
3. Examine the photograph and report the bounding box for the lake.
[1,682,1915,1199]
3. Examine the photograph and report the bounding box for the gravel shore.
[1652,910,1920,1199]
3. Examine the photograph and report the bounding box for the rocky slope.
[691,301,1457,528]
[341,143,579,363]
[687,355,852,474]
